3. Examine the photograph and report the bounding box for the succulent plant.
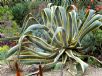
[6,3,102,75]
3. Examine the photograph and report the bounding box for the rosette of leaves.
[6,3,102,75]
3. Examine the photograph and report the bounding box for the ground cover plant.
[4,3,102,75]
[0,5,19,50]
[0,5,19,36]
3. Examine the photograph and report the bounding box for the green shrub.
[11,2,29,27]
[0,6,13,20]
[11,1,45,27]
[0,6,19,37]
[0,45,9,64]
[81,28,102,62]
[93,29,102,55]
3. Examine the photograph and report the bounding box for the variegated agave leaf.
[6,4,102,74]
[20,13,39,34]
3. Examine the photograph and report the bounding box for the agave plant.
[6,3,102,75]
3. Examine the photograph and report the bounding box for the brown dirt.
[84,67,102,76]
[0,64,102,76]
[44,67,102,76]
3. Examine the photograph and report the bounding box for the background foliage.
[0,6,19,37]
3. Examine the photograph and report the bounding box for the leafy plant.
[0,6,13,20]
[0,45,9,64]
[0,5,19,37]
[11,2,30,27]
[34,0,76,6]
[93,29,102,57]
[11,1,45,27]
[0,0,27,6]
[83,28,102,60]
[6,4,102,75]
